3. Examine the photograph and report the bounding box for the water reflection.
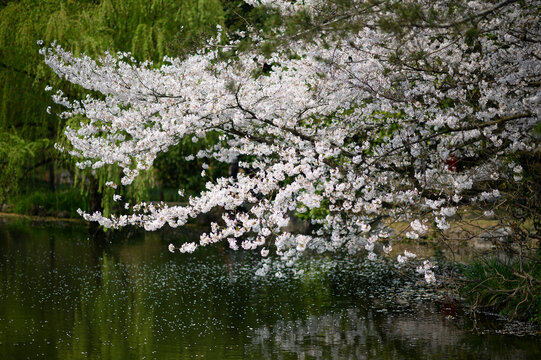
[249,306,538,360]
[0,219,539,359]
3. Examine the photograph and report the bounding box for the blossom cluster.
[41,0,540,282]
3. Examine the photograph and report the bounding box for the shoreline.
[0,211,86,224]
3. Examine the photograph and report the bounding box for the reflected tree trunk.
[49,235,55,271]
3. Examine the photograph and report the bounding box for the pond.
[0,218,539,359]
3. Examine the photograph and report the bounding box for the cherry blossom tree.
[40,0,540,282]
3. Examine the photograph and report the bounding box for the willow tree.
[0,0,226,214]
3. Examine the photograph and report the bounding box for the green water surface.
[0,219,539,359]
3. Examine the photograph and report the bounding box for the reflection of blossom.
[249,305,478,358]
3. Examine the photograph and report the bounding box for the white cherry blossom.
[40,0,540,282]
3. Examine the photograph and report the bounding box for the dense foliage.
[0,0,228,212]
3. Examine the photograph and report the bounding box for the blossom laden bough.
[41,0,540,283]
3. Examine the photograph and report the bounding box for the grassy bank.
[459,256,541,324]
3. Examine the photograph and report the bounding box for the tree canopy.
[41,0,540,282]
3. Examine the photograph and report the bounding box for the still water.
[0,219,539,359]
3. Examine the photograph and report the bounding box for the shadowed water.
[0,219,539,359]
